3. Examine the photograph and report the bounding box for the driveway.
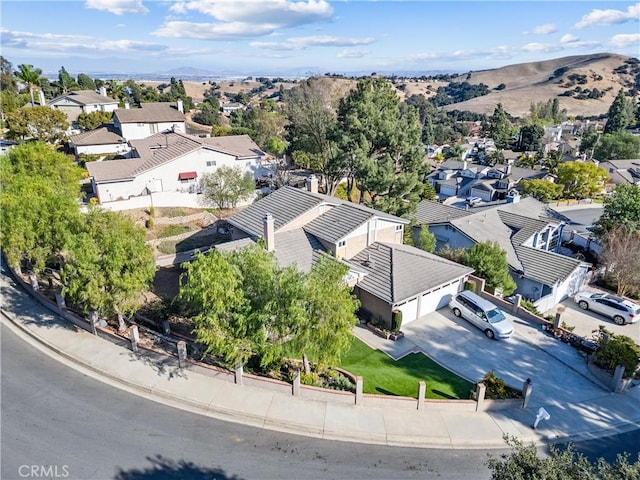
[554,297,640,344]
[400,308,609,409]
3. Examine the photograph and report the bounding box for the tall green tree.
[593,132,640,161]
[336,77,424,216]
[594,184,640,237]
[487,435,640,479]
[1,56,18,93]
[57,66,78,94]
[291,255,359,373]
[603,89,632,134]
[76,73,96,90]
[489,103,512,149]
[286,77,345,195]
[556,161,607,199]
[520,179,563,202]
[61,209,156,331]
[6,106,69,143]
[15,64,44,106]
[77,110,113,131]
[200,166,255,212]
[517,124,544,151]
[463,241,516,295]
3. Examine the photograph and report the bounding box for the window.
[395,225,403,231]
[338,240,346,247]
[206,161,216,167]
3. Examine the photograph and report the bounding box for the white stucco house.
[416,196,591,312]
[47,87,118,123]
[113,101,187,141]
[68,126,129,157]
[85,131,264,206]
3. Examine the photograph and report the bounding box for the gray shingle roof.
[227,186,408,239]
[69,126,125,146]
[303,204,373,244]
[348,242,473,304]
[49,90,117,106]
[515,246,585,286]
[114,102,185,123]
[415,200,472,224]
[273,229,326,272]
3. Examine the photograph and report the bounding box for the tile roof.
[227,187,408,239]
[49,90,117,106]
[201,135,266,158]
[347,242,473,304]
[69,126,125,146]
[114,102,186,123]
[415,200,472,224]
[303,203,374,244]
[515,246,585,286]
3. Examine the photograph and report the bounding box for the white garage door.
[419,280,462,317]
[397,298,419,325]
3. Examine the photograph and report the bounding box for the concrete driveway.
[400,308,609,409]
[554,297,640,345]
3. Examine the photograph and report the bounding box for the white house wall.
[95,148,260,202]
[118,121,187,141]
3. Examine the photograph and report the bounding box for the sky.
[1,0,639,77]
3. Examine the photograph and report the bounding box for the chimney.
[306,174,318,194]
[263,213,275,252]
[176,99,184,113]
[99,86,107,97]
[124,101,130,110]
[38,90,46,106]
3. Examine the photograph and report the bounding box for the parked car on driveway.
[466,196,482,206]
[448,290,514,339]
[573,292,640,325]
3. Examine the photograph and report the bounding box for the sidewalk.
[2,271,639,450]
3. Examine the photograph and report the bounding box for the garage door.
[397,298,419,325]
[419,280,462,317]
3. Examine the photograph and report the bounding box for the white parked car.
[449,290,514,339]
[466,196,482,206]
[574,292,640,325]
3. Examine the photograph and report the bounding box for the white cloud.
[162,0,333,38]
[154,21,278,39]
[609,32,640,48]
[574,3,640,29]
[250,35,375,50]
[85,0,149,15]
[560,34,579,44]
[526,23,557,35]
[337,49,368,59]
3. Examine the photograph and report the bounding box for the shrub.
[593,334,640,378]
[158,225,191,238]
[300,371,320,386]
[391,309,403,332]
[464,281,476,293]
[481,371,521,399]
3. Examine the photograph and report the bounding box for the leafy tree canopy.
[520,179,563,203]
[463,241,516,295]
[594,184,640,237]
[200,166,255,212]
[77,110,113,131]
[6,106,69,143]
[593,132,640,161]
[603,89,632,134]
[556,161,607,199]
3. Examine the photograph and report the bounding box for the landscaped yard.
[339,338,473,400]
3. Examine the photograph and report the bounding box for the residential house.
[224,181,473,326]
[85,131,264,204]
[113,101,186,141]
[468,164,549,202]
[426,160,487,198]
[68,126,128,157]
[598,159,640,185]
[415,196,591,312]
[221,102,245,114]
[47,87,119,123]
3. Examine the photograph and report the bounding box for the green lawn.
[339,337,473,400]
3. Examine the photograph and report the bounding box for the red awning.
[178,171,197,180]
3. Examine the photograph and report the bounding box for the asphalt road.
[1,323,501,480]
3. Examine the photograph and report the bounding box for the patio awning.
[178,171,197,180]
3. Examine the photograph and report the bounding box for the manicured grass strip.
[339,337,473,399]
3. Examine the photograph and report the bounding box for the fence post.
[129,324,139,353]
[89,310,98,335]
[511,294,522,314]
[177,341,187,368]
[522,378,533,408]
[475,382,486,412]
[292,369,300,397]
[613,365,626,393]
[234,362,243,385]
[355,376,363,405]
[54,293,66,316]
[162,320,171,335]
[553,312,561,330]
[417,381,426,410]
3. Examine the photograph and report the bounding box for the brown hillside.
[439,53,638,118]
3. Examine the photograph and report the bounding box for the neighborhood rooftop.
[114,102,186,123]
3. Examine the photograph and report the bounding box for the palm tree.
[15,64,44,106]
